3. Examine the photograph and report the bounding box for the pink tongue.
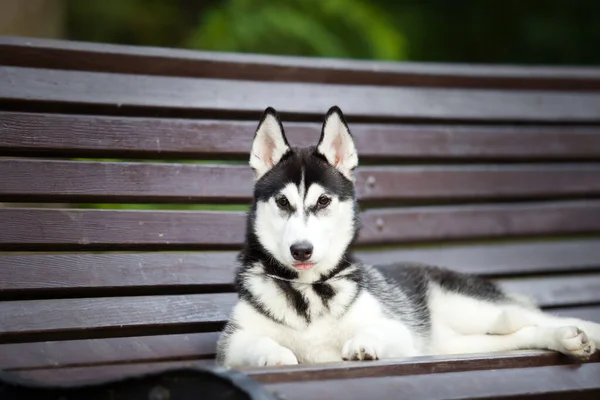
[294,263,314,270]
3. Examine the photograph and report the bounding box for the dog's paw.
[554,326,596,359]
[256,345,299,367]
[342,333,382,361]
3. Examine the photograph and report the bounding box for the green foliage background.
[67,0,600,65]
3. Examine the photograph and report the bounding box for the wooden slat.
[2,36,600,90]
[0,208,246,251]
[9,359,600,398]
[359,239,600,275]
[0,294,235,344]
[1,306,599,371]
[0,289,597,346]
[496,275,600,308]
[554,306,600,321]
[3,67,600,122]
[263,364,600,400]
[2,241,600,299]
[0,332,219,370]
[0,252,237,299]
[359,200,600,245]
[2,201,600,251]
[4,159,600,204]
[249,351,600,384]
[3,112,600,161]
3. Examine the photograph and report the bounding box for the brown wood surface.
[3,112,600,161]
[497,275,600,307]
[263,363,600,400]
[359,239,600,275]
[0,293,597,345]
[359,200,600,245]
[0,293,235,344]
[4,159,600,204]
[2,202,600,251]
[2,240,599,299]
[2,36,600,91]
[8,358,600,398]
[0,332,219,370]
[2,246,600,302]
[246,351,600,384]
[3,67,600,122]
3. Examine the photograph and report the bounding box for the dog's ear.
[317,106,358,181]
[250,107,291,180]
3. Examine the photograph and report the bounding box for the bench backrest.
[1,36,600,371]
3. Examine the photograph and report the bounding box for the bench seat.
[1,36,600,399]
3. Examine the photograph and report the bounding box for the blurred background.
[1,0,599,66]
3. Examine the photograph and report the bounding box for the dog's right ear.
[250,107,291,180]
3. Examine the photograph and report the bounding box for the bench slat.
[0,292,597,344]
[2,240,599,299]
[1,306,598,371]
[2,202,600,250]
[0,293,235,344]
[3,67,600,122]
[9,359,600,398]
[3,112,600,161]
[2,241,600,299]
[4,159,600,204]
[264,363,600,400]
[2,36,600,91]
[0,332,219,370]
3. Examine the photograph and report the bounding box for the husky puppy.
[216,106,599,367]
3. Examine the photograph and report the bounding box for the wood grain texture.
[358,200,600,245]
[3,66,600,122]
[0,293,235,344]
[2,241,600,299]
[497,275,600,307]
[0,332,219,370]
[9,359,600,398]
[263,363,600,400]
[246,351,600,384]
[0,289,597,345]
[359,239,600,275]
[0,252,238,298]
[4,159,600,204]
[3,112,600,161]
[2,201,600,250]
[2,36,600,90]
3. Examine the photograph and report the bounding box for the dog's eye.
[317,195,331,208]
[275,195,290,209]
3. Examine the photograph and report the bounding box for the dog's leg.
[222,330,298,367]
[435,325,596,359]
[342,319,421,361]
[488,307,600,345]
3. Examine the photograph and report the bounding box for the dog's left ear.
[317,106,358,181]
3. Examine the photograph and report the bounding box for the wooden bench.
[1,36,600,399]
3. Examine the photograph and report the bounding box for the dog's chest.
[275,316,349,363]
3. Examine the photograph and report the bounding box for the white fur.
[222,288,422,366]
[223,282,599,367]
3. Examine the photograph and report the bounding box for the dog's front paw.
[342,333,382,361]
[257,345,299,366]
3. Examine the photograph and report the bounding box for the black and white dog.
[216,106,599,367]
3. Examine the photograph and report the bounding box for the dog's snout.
[290,242,313,262]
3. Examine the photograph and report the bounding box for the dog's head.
[246,106,359,277]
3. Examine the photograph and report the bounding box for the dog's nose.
[290,242,313,262]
